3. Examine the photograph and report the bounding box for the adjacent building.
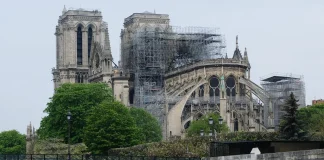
[260,73,306,130]
[312,99,324,105]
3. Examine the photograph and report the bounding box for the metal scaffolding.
[260,73,306,130]
[120,25,226,123]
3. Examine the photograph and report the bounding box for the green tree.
[186,113,229,137]
[83,100,140,154]
[297,104,324,133]
[279,92,305,140]
[0,130,26,154]
[309,111,324,133]
[37,83,114,143]
[130,107,162,143]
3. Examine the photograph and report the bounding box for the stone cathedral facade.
[52,7,129,105]
[51,7,274,140]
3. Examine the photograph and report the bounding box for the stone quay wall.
[206,148,324,160]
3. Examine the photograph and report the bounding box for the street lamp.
[67,111,72,160]
[200,129,204,136]
[208,117,216,141]
[294,132,298,140]
[218,117,223,125]
[209,130,213,136]
[208,117,213,125]
[209,117,223,125]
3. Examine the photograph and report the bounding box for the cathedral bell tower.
[52,7,111,89]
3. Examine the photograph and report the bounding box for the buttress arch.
[167,76,273,138]
[167,78,208,137]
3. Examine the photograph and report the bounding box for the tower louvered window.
[88,27,93,62]
[77,26,82,65]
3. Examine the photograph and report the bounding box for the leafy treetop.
[297,104,324,134]
[83,100,140,154]
[130,107,162,143]
[37,83,114,143]
[0,130,26,154]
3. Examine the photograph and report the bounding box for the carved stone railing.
[165,59,249,77]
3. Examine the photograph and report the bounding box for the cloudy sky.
[0,0,323,133]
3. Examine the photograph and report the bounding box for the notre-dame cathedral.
[51,6,296,140]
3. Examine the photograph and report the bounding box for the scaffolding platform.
[260,73,306,130]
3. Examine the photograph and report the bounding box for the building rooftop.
[124,11,169,26]
[261,75,300,82]
[260,73,303,82]
[61,6,102,18]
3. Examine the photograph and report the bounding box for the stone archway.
[167,78,208,138]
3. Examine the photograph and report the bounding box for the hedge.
[33,138,87,154]
[108,132,280,157]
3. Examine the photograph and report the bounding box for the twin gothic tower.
[52,7,129,105]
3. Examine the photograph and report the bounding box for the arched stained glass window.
[234,118,239,131]
[209,76,220,97]
[226,75,236,96]
[198,85,204,97]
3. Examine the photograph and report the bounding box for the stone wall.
[257,149,324,160]
[208,154,257,160]
[207,148,324,160]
